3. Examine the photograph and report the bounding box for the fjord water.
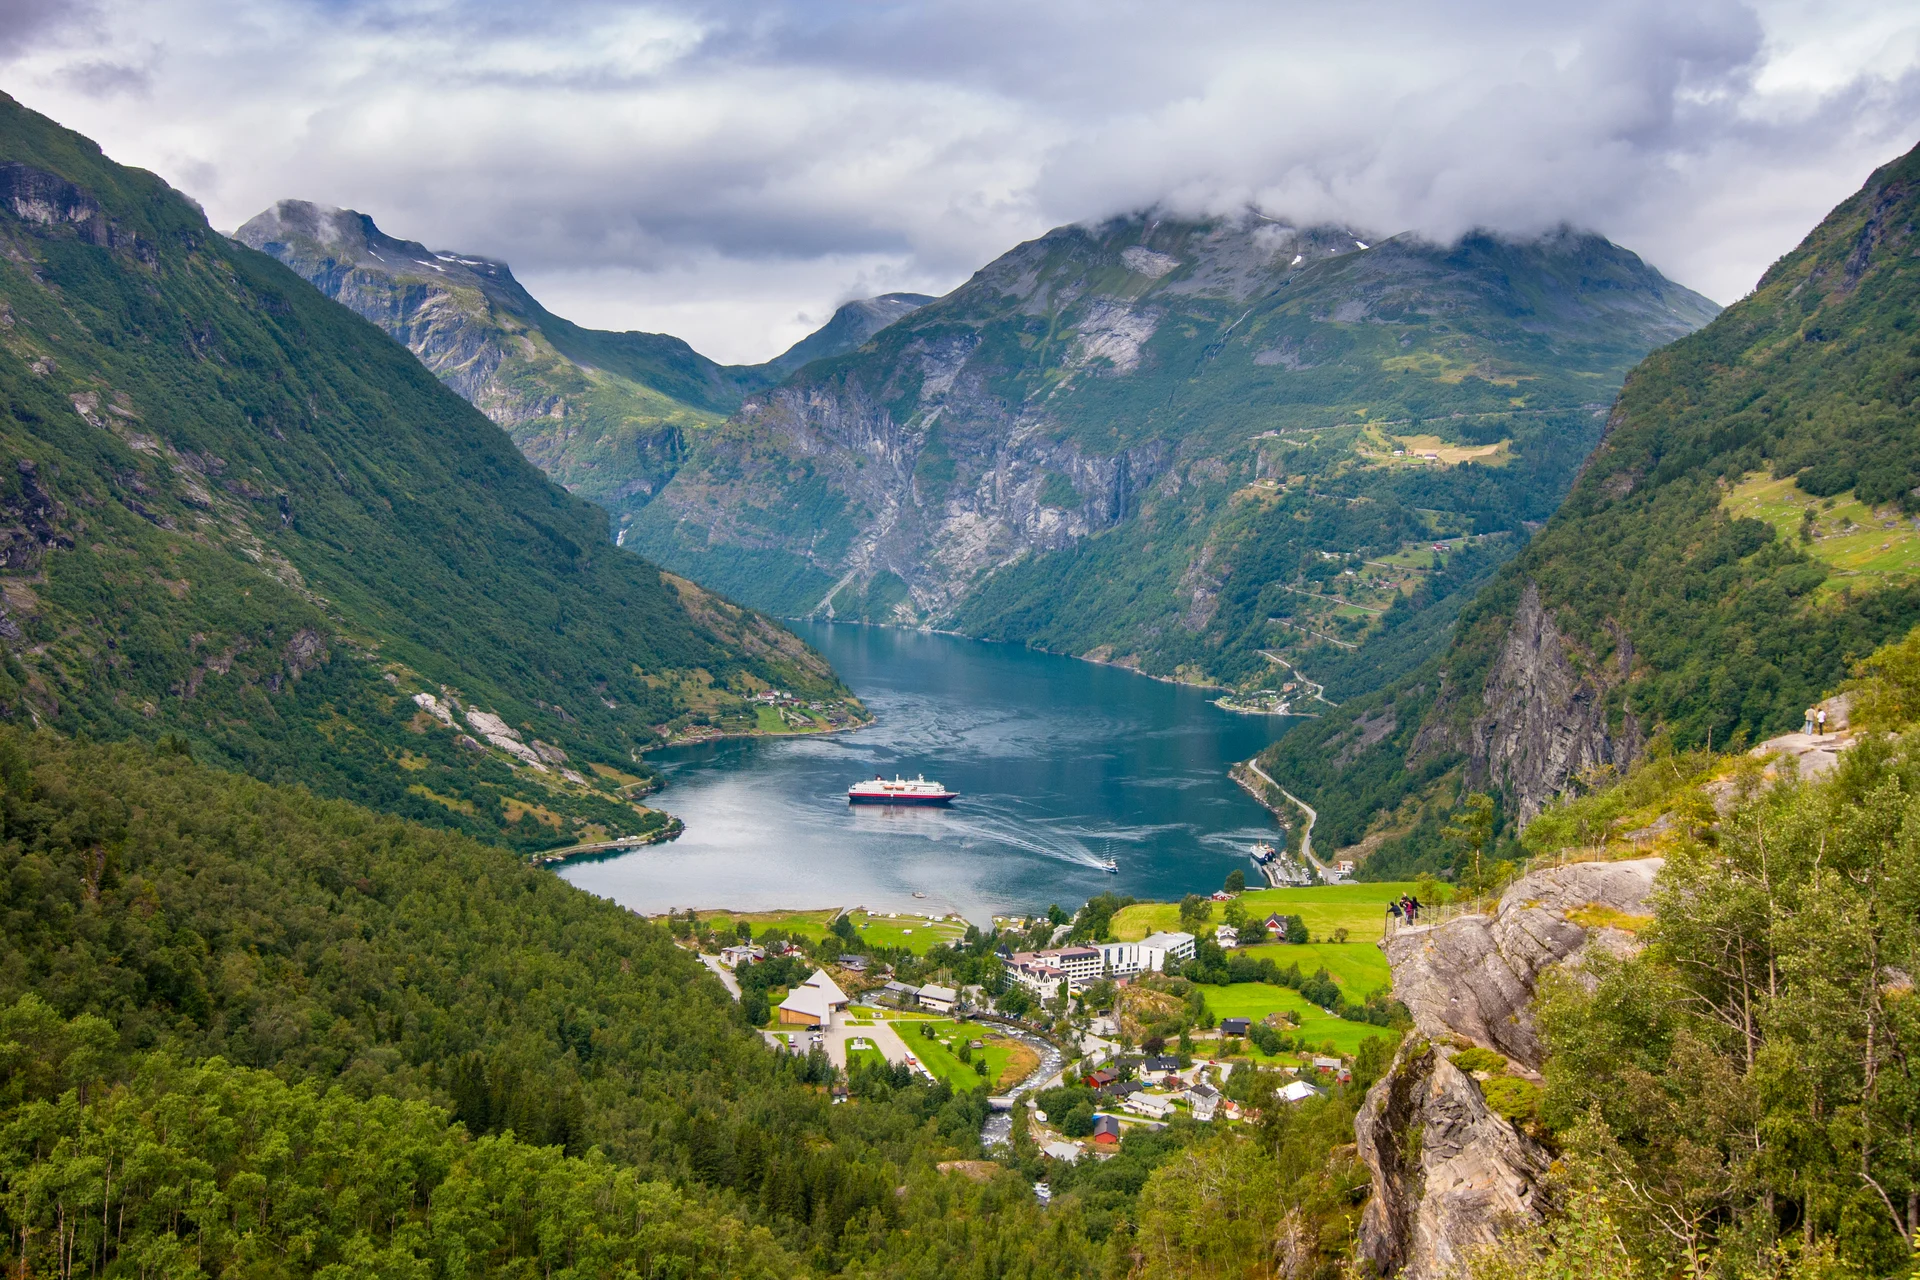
[560,622,1300,924]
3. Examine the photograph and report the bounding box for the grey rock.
[1357,1039,1552,1280]
[1385,856,1661,1071]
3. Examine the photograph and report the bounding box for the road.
[1242,758,1346,883]
[697,953,742,999]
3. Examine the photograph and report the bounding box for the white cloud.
[3,0,1917,362]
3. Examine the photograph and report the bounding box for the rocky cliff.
[629,214,1717,687]
[1355,857,1662,1277]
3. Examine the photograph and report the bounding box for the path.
[1242,758,1345,883]
[826,1015,913,1070]
[697,953,742,999]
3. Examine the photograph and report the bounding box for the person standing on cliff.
[1407,894,1422,923]
[1817,705,1828,735]
[1387,900,1402,931]
[1804,705,1817,734]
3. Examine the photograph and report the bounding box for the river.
[558,622,1302,924]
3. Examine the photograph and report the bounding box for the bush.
[1061,1102,1095,1138]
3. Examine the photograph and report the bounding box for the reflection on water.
[558,623,1301,924]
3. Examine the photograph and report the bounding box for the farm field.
[1236,942,1392,995]
[1195,983,1399,1057]
[1112,882,1419,945]
[663,907,839,941]
[1722,471,1920,592]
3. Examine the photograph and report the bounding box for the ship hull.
[848,792,957,805]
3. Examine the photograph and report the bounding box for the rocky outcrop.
[1383,856,1660,1071]
[1468,582,1641,825]
[1357,1039,1553,1280]
[1355,857,1662,1276]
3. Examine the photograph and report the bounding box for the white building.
[1054,946,1103,985]
[1213,924,1239,949]
[1188,1083,1221,1122]
[1140,930,1197,962]
[1097,940,1170,977]
[1279,1080,1321,1103]
[1006,960,1064,1003]
[919,983,959,1013]
[1124,1092,1175,1120]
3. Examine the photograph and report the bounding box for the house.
[1091,1114,1123,1145]
[1210,890,1234,902]
[1187,1082,1220,1122]
[718,944,764,969]
[1139,930,1197,962]
[1097,1079,1146,1100]
[1087,1068,1120,1088]
[919,984,959,1013]
[1124,1092,1175,1119]
[1219,1017,1251,1037]
[836,954,871,973]
[1214,924,1239,948]
[1042,1141,1081,1163]
[777,970,851,1027]
[882,980,921,1005]
[1279,1080,1321,1103]
[1143,1055,1180,1076]
[1336,860,1356,876]
[1312,1056,1343,1073]
[1264,913,1288,933]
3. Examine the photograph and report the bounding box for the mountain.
[766,291,936,374]
[235,201,931,529]
[1262,136,1920,877]
[0,93,863,854]
[625,215,1720,690]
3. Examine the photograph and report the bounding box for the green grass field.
[1113,882,1420,945]
[850,910,969,953]
[668,907,840,942]
[1195,983,1399,1057]
[884,1018,1007,1091]
[1723,472,1920,594]
[1236,941,1392,994]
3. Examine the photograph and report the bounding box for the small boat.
[1250,841,1276,864]
[912,891,927,898]
[1102,857,1118,873]
[847,773,959,805]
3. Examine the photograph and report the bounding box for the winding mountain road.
[1243,758,1346,883]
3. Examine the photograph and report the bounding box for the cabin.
[836,954,871,973]
[1219,1017,1251,1037]
[1091,1114,1123,1145]
[918,983,958,1013]
[777,970,852,1027]
[1087,1067,1120,1088]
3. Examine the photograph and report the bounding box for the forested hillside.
[1264,136,1920,878]
[0,94,863,853]
[1453,624,1920,1279]
[630,216,1717,691]
[0,729,1382,1278]
[237,202,931,529]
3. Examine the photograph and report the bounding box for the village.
[663,879,1414,1173]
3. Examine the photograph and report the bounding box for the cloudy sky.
[5,0,1919,363]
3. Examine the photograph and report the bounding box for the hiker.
[1399,895,1414,924]
[1387,900,1403,929]
[1407,894,1422,923]
[1817,706,1828,735]
[1804,705,1817,735]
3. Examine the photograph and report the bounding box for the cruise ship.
[847,774,959,805]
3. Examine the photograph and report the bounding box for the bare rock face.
[1355,856,1662,1276]
[1385,857,1661,1072]
[1469,582,1641,825]
[1357,1039,1552,1280]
